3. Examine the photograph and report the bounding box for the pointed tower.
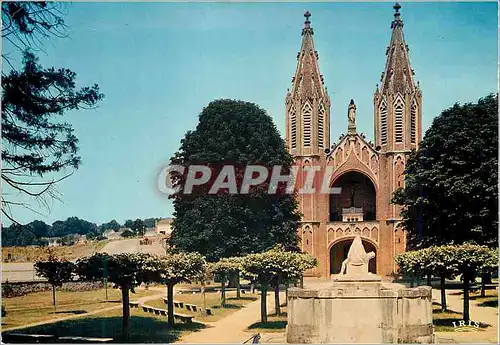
[284,12,331,277]
[374,3,423,270]
[374,2,422,153]
[285,11,330,157]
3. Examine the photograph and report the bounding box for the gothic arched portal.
[329,171,377,222]
[329,238,377,275]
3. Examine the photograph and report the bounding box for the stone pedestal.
[286,277,434,343]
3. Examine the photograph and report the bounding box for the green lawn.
[2,287,158,328]
[469,289,498,308]
[5,308,205,343]
[147,290,258,322]
[246,309,287,333]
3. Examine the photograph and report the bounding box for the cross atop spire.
[302,11,313,35]
[391,2,403,29]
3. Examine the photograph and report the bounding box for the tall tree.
[1,2,104,225]
[393,94,498,248]
[170,99,301,262]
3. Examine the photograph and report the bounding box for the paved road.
[1,262,44,283]
[175,292,285,344]
[99,238,165,255]
[433,288,498,343]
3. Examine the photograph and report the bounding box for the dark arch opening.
[330,239,377,275]
[329,171,376,222]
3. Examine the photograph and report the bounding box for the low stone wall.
[286,280,433,343]
[2,281,104,298]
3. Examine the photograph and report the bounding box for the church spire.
[374,2,422,151]
[379,2,416,94]
[285,11,330,155]
[289,11,326,99]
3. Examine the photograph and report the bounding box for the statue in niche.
[340,235,375,276]
[348,99,356,126]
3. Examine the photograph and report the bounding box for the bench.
[2,333,56,343]
[470,285,480,292]
[185,303,198,312]
[57,336,114,343]
[174,313,194,323]
[129,302,139,308]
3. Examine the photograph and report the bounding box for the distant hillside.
[1,217,160,247]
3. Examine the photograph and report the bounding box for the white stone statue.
[348,99,356,125]
[340,235,375,276]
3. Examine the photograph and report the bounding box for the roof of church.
[378,3,418,94]
[287,11,328,102]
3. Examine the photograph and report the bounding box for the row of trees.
[395,244,498,321]
[35,247,316,340]
[210,246,317,322]
[2,217,161,246]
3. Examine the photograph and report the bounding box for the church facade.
[285,3,422,278]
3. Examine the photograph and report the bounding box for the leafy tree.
[393,94,498,248]
[1,2,104,225]
[131,219,146,237]
[170,100,301,262]
[1,223,48,246]
[48,217,98,237]
[124,219,134,229]
[120,229,135,238]
[27,220,51,237]
[210,257,241,306]
[143,218,157,228]
[34,250,75,311]
[241,247,317,323]
[451,244,492,322]
[478,247,498,298]
[76,253,160,340]
[397,244,495,321]
[426,246,459,311]
[100,220,121,232]
[395,250,423,287]
[157,252,206,326]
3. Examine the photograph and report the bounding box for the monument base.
[286,278,434,343]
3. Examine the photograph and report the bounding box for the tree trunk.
[480,273,487,298]
[221,280,226,307]
[410,275,414,288]
[167,282,175,326]
[236,270,241,299]
[300,275,304,289]
[285,282,289,307]
[463,272,470,322]
[260,285,268,323]
[52,285,56,312]
[121,284,130,341]
[440,274,447,312]
[426,274,432,286]
[274,283,280,315]
[202,283,207,316]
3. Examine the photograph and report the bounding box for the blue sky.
[2,1,497,226]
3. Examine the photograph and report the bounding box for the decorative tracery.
[303,102,312,147]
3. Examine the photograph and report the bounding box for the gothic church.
[285,3,422,278]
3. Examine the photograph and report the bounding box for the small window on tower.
[394,98,404,143]
[379,101,388,145]
[303,103,312,147]
[410,101,417,144]
[290,105,297,149]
